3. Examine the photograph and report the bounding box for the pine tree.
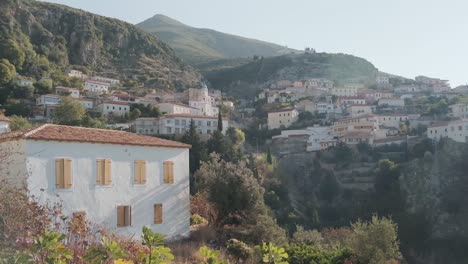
[266,147,272,164]
[217,112,223,132]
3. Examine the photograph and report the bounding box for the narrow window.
[154,204,163,224]
[96,159,112,185]
[55,158,72,189]
[117,205,131,227]
[163,161,174,184]
[134,160,147,184]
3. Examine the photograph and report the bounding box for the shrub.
[286,243,353,264]
[226,238,253,261]
[191,214,208,226]
[255,242,288,264]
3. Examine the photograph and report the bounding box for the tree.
[374,159,404,216]
[181,119,207,177]
[8,115,32,131]
[129,108,141,120]
[53,97,85,126]
[266,147,272,164]
[141,227,174,264]
[0,39,25,69]
[255,242,288,264]
[348,215,401,264]
[226,127,245,147]
[195,154,264,223]
[217,112,223,132]
[0,59,15,83]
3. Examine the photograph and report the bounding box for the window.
[96,159,112,185]
[134,160,147,184]
[112,106,115,110]
[107,106,109,109]
[167,127,172,133]
[175,128,180,134]
[181,119,187,125]
[198,121,202,126]
[175,119,180,125]
[55,158,72,189]
[154,204,163,224]
[207,121,211,126]
[213,121,218,127]
[163,161,174,184]
[117,205,131,227]
[207,129,211,134]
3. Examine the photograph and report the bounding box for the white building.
[0,114,10,133]
[77,98,94,110]
[0,124,190,238]
[110,94,135,103]
[376,75,390,85]
[135,114,228,136]
[56,86,80,98]
[85,80,110,95]
[378,114,408,129]
[157,102,200,116]
[378,98,405,107]
[332,115,380,137]
[67,70,84,79]
[427,120,468,143]
[331,87,359,97]
[36,94,61,106]
[450,104,468,119]
[91,76,120,86]
[347,105,374,117]
[267,108,299,129]
[271,126,335,153]
[97,101,130,117]
[188,86,219,117]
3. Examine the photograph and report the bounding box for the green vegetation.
[137,15,296,65]
[7,115,32,131]
[0,0,201,91]
[204,53,378,98]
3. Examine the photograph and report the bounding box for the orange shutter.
[154,204,163,224]
[55,159,64,188]
[96,159,103,185]
[140,161,147,184]
[64,159,72,189]
[124,206,132,226]
[117,206,125,227]
[169,162,174,184]
[163,162,169,183]
[134,160,140,184]
[104,159,112,185]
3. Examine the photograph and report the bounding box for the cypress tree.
[217,112,223,132]
[266,147,272,164]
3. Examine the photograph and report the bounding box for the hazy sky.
[44,0,468,86]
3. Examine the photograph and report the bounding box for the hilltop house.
[267,108,299,129]
[135,114,228,136]
[56,86,80,98]
[0,124,190,238]
[97,101,130,117]
[157,102,200,116]
[14,78,34,88]
[91,76,120,86]
[427,120,468,143]
[67,69,84,79]
[85,80,110,95]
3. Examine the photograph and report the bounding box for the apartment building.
[97,101,130,116]
[36,94,61,106]
[331,87,359,97]
[427,120,468,143]
[85,80,110,95]
[332,115,379,137]
[135,114,228,136]
[0,124,190,238]
[157,102,200,115]
[267,108,299,129]
[450,104,468,119]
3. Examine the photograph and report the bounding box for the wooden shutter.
[64,159,72,189]
[104,159,112,185]
[96,159,104,185]
[117,206,125,227]
[55,159,64,188]
[154,204,163,224]
[163,161,174,184]
[134,160,140,184]
[124,206,132,226]
[140,161,147,184]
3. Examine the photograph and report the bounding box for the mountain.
[0,0,201,90]
[137,14,298,65]
[204,53,379,98]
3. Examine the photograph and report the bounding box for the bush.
[191,214,208,226]
[226,239,253,261]
[286,243,353,264]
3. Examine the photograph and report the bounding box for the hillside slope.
[204,53,378,98]
[0,0,201,90]
[137,14,298,65]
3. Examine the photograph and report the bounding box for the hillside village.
[2,0,468,263]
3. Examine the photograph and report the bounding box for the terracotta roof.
[0,114,10,122]
[0,124,190,149]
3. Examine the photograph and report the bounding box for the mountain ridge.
[137,14,299,64]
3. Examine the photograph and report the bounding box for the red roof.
[0,124,190,149]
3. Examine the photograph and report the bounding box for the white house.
[85,80,110,95]
[135,114,228,136]
[376,75,390,85]
[450,104,468,119]
[36,94,61,106]
[0,114,10,133]
[347,105,374,117]
[157,102,200,116]
[111,94,135,103]
[331,87,359,97]
[67,70,84,79]
[427,120,468,143]
[267,108,299,129]
[77,98,94,110]
[91,76,120,86]
[378,114,408,129]
[378,98,405,107]
[0,124,190,238]
[97,101,130,116]
[56,86,80,98]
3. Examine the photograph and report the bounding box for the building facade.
[0,124,190,238]
[98,101,130,116]
[267,109,299,129]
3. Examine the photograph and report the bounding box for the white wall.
[25,140,190,238]
[0,140,27,187]
[0,121,10,134]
